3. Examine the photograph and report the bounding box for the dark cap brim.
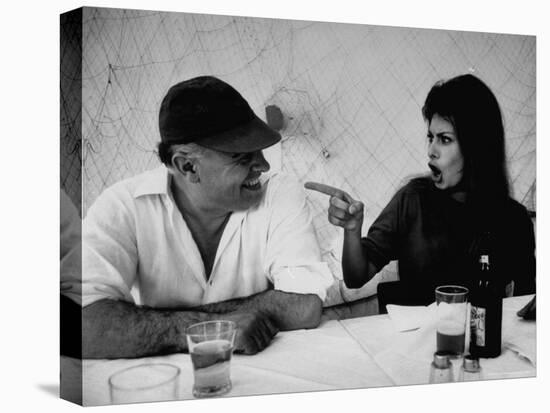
[196,115,281,153]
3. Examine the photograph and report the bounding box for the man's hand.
[224,311,279,355]
[304,182,364,232]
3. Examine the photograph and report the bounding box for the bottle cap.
[432,351,451,368]
[463,355,481,372]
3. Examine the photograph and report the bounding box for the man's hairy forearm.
[82,299,211,359]
[191,290,322,331]
[81,291,323,359]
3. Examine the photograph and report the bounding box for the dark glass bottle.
[469,232,503,358]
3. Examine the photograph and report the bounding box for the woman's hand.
[304,182,364,232]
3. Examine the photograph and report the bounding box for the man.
[61,76,333,359]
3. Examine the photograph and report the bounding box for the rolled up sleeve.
[265,175,334,301]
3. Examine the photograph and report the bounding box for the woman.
[306,74,535,305]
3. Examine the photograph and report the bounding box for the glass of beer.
[185,320,237,398]
[435,285,469,356]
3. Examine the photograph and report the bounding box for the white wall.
[65,8,535,217]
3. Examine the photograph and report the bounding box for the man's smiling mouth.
[242,177,261,190]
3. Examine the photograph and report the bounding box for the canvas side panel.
[60,6,83,406]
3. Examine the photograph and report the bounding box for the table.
[340,294,535,385]
[61,319,393,406]
[60,295,535,406]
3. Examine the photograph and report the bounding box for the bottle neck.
[479,254,490,271]
[476,253,505,295]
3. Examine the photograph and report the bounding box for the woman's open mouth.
[428,164,442,184]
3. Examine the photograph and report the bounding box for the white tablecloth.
[61,320,393,406]
[340,295,536,385]
[60,295,536,405]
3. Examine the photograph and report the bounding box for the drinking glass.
[108,363,180,405]
[185,320,236,398]
[435,285,469,356]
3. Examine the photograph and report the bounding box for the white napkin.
[502,301,537,365]
[371,305,442,384]
[370,297,536,385]
[386,302,457,363]
[505,336,536,365]
[386,302,437,332]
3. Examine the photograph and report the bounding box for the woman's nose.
[251,150,270,172]
[427,142,438,159]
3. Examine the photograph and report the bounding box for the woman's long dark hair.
[422,74,510,216]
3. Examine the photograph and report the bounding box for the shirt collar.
[133,166,172,198]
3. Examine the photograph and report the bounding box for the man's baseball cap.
[159,76,281,153]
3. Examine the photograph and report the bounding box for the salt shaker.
[458,354,483,382]
[429,351,454,384]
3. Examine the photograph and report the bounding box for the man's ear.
[172,153,199,183]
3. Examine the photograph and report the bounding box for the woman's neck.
[450,191,467,203]
[442,180,468,203]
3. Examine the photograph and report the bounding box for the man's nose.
[251,150,270,172]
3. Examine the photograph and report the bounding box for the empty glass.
[108,363,180,404]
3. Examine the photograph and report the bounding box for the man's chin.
[234,190,264,211]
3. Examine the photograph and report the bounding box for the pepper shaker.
[429,351,454,384]
[458,354,483,382]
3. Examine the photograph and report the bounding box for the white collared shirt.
[61,166,333,308]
